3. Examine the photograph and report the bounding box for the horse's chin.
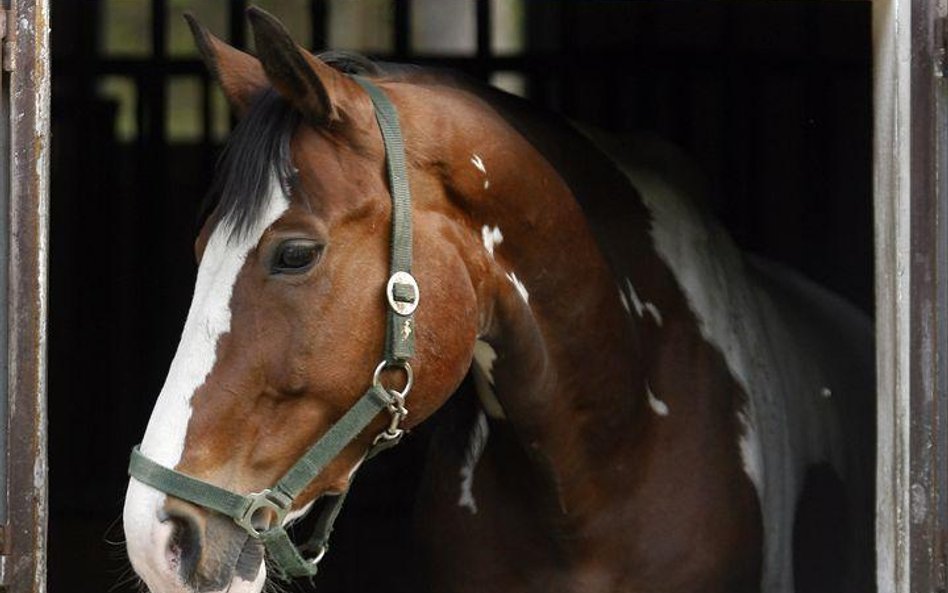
[209,563,267,593]
[135,562,266,593]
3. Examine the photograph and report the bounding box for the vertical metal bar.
[309,0,327,51]
[873,0,943,591]
[394,0,411,58]
[0,2,9,536]
[908,0,948,589]
[5,0,50,590]
[557,1,573,115]
[475,0,490,80]
[935,38,948,586]
[874,1,911,590]
[229,0,246,49]
[151,0,167,144]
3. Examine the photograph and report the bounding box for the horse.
[122,7,874,593]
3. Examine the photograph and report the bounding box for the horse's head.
[123,9,492,592]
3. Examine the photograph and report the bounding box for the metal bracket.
[0,7,13,72]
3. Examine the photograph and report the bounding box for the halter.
[127,76,419,580]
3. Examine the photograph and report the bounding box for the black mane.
[198,51,385,240]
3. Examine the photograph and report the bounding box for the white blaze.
[123,179,290,592]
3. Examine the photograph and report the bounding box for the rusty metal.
[909,3,948,592]
[4,0,49,591]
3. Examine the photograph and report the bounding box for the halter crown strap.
[128,76,416,581]
[353,75,417,362]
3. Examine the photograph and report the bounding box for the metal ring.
[306,545,328,566]
[386,271,420,316]
[234,489,291,539]
[372,359,413,398]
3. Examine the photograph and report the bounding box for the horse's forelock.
[198,52,392,241]
[199,88,301,241]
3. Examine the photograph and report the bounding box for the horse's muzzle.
[125,480,266,593]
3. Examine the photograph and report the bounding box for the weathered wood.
[875,0,948,591]
[874,0,912,591]
[4,0,49,591]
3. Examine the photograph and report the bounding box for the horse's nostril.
[163,508,203,582]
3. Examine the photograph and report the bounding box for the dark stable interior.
[47,2,871,591]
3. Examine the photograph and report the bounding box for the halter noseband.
[128,76,419,580]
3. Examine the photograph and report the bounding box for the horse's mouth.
[186,514,263,592]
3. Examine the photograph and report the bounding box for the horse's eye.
[272,240,322,274]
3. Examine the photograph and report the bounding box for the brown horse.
[123,8,874,593]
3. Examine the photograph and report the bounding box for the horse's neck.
[446,94,667,516]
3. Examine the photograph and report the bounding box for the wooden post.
[3,0,49,591]
[875,0,948,591]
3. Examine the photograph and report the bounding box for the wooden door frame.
[874,0,948,591]
[2,0,49,591]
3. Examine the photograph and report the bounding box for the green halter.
[128,76,419,581]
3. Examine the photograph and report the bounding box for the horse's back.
[585,131,874,593]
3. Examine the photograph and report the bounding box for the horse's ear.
[247,6,358,126]
[185,13,267,116]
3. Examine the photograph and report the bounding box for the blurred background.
[47,1,871,590]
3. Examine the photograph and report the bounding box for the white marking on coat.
[618,287,631,314]
[484,179,490,190]
[591,134,851,593]
[473,340,506,418]
[646,382,670,417]
[473,340,497,385]
[623,277,663,326]
[283,500,315,526]
[124,176,290,592]
[471,153,487,174]
[506,272,529,303]
[458,410,490,514]
[820,387,832,399]
[481,225,503,257]
[643,302,664,326]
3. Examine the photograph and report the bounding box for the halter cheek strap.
[127,76,418,581]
